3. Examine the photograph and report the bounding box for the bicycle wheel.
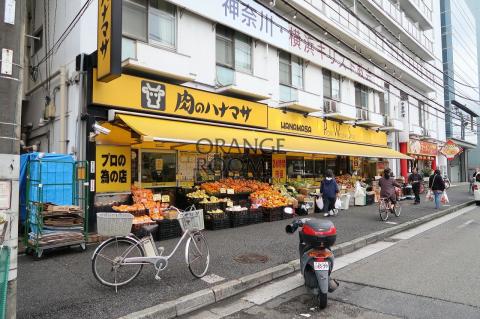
[379,201,389,221]
[394,202,402,217]
[186,231,210,278]
[92,237,145,287]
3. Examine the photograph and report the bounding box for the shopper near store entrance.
[408,167,423,204]
[320,169,339,217]
[379,168,401,210]
[429,169,446,209]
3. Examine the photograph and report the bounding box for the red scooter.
[285,207,339,309]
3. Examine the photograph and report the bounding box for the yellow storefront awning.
[116,114,411,160]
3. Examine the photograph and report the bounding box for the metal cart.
[24,159,89,258]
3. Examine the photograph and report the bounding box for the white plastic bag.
[441,191,449,204]
[316,197,324,210]
[354,181,366,197]
[426,189,434,201]
[335,198,342,209]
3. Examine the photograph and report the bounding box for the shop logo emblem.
[141,81,166,111]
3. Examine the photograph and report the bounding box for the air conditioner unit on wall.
[358,108,368,120]
[323,100,337,113]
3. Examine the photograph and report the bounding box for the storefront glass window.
[287,157,304,178]
[141,151,176,185]
[314,158,325,176]
[304,159,314,178]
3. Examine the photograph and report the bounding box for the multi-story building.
[464,0,480,177]
[441,0,479,182]
[21,0,447,224]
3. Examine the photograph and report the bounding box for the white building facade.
[22,0,447,178]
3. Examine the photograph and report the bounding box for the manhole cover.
[233,253,269,264]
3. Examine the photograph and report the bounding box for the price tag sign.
[227,188,235,194]
[220,188,226,194]
[161,195,170,203]
[153,194,162,202]
[227,201,233,207]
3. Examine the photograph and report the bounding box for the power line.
[351,0,480,104]
[352,0,480,91]
[270,0,478,126]
[33,0,92,68]
[332,0,480,104]
[244,0,476,127]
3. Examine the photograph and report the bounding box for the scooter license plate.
[314,261,329,271]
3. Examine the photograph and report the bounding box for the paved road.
[215,205,480,319]
[17,185,473,319]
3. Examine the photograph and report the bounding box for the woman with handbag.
[320,169,340,217]
[429,169,446,209]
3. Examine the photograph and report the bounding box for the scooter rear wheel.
[317,292,328,309]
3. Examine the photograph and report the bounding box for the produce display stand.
[24,159,89,258]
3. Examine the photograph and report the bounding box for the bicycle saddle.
[139,224,159,236]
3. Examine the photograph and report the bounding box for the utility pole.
[0,0,25,318]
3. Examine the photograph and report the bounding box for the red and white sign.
[408,140,437,156]
[440,140,463,161]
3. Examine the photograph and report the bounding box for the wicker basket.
[96,213,134,237]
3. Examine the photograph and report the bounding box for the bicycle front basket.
[179,209,205,232]
[96,213,134,237]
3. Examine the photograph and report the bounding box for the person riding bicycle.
[378,168,401,210]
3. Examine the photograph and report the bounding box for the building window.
[215,25,252,73]
[279,50,303,88]
[355,83,369,109]
[33,26,43,55]
[149,0,176,47]
[122,0,176,48]
[322,69,340,100]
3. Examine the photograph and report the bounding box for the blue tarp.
[20,153,75,226]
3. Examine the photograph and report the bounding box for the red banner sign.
[440,140,463,160]
[408,140,437,156]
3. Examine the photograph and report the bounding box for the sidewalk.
[17,184,472,319]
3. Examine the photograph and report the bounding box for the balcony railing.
[301,0,436,88]
[409,0,433,22]
[372,0,433,53]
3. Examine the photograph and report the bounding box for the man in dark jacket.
[429,169,445,209]
[320,169,339,217]
[408,167,423,204]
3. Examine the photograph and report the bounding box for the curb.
[118,200,475,319]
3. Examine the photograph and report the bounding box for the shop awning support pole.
[60,65,67,154]
[399,142,408,179]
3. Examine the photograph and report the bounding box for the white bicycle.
[91,206,209,289]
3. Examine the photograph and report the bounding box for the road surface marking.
[242,273,304,305]
[201,273,225,284]
[391,206,476,240]
[385,221,398,225]
[190,204,477,318]
[457,219,475,229]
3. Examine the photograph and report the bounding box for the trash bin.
[340,194,351,210]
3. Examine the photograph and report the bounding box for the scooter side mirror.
[285,224,295,233]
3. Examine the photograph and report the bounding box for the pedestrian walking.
[320,169,339,217]
[408,167,423,204]
[429,169,445,209]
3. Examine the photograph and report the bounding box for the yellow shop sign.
[268,108,387,146]
[95,145,131,193]
[96,0,121,82]
[92,70,268,128]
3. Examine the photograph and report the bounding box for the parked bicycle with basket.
[91,206,209,290]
